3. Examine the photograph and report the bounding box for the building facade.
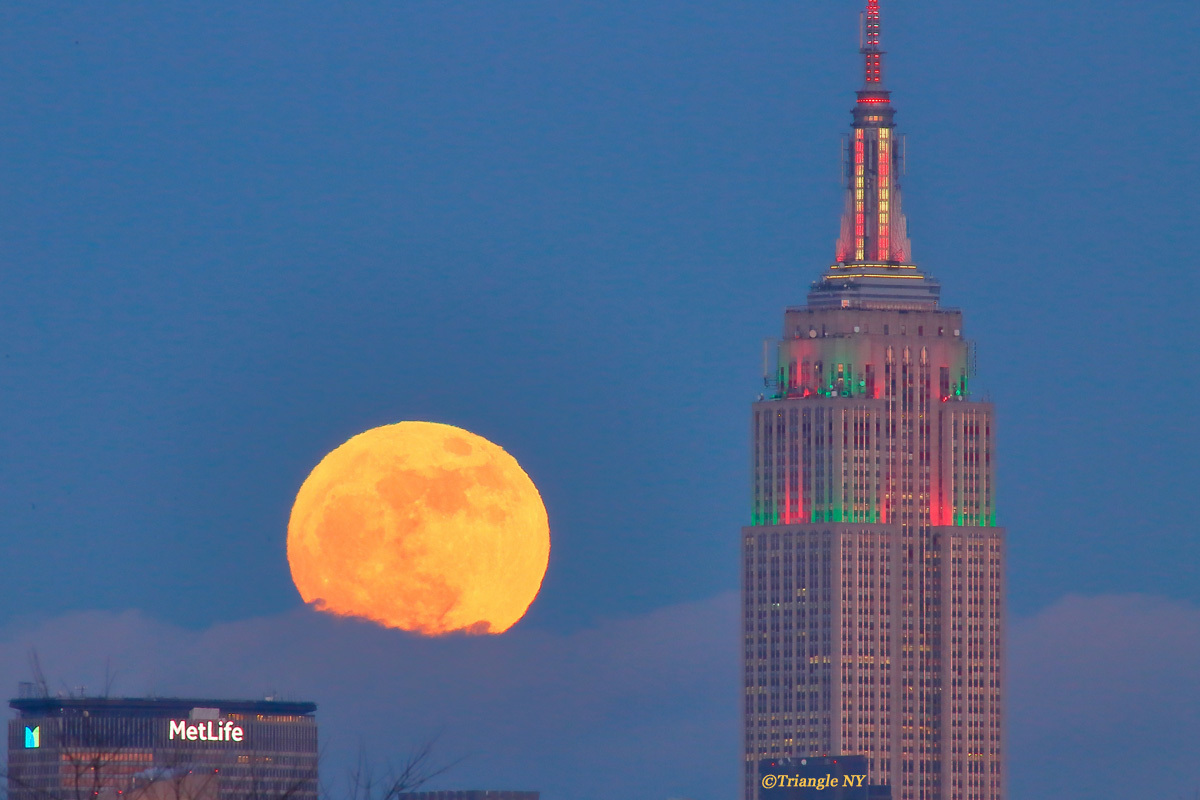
[741,3,1004,800]
[7,696,318,800]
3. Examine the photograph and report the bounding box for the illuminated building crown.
[809,0,940,311]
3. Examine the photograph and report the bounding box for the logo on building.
[169,720,244,743]
[24,726,39,748]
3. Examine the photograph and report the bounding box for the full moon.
[287,422,550,635]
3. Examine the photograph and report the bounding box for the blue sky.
[0,1,1197,798]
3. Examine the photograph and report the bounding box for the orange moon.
[286,422,550,635]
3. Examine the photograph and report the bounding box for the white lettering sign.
[168,720,244,743]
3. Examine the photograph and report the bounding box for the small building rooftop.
[9,696,317,718]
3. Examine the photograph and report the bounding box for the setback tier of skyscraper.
[7,695,318,800]
[741,3,1004,800]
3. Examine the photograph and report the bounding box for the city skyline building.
[7,694,318,800]
[741,3,1004,800]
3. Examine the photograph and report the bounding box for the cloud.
[2,592,1197,800]
[0,595,740,800]
[1008,594,1200,800]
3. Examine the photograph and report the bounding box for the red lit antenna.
[862,0,883,86]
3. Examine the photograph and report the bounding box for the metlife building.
[7,694,317,800]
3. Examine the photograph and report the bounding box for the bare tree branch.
[337,738,464,800]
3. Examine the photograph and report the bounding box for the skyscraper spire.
[835,0,910,266]
[830,0,921,309]
[863,0,883,87]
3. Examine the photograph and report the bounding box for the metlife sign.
[168,720,244,743]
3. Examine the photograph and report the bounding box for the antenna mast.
[862,0,883,87]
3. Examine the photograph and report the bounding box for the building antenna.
[862,0,884,87]
[28,648,49,698]
[762,339,772,386]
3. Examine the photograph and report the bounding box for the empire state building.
[741,3,1004,799]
